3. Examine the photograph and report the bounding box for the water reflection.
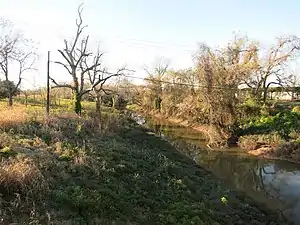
[144,116,207,145]
[142,115,300,225]
[197,151,300,220]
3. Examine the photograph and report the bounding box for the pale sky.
[0,0,299,89]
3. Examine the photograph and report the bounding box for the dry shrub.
[100,113,123,134]
[0,155,49,198]
[206,125,229,148]
[238,133,284,150]
[88,112,127,134]
[238,135,259,150]
[275,141,300,160]
[176,96,204,120]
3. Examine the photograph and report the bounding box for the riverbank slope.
[138,109,300,164]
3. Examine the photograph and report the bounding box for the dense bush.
[237,104,262,120]
[241,111,300,139]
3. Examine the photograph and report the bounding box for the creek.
[133,113,300,225]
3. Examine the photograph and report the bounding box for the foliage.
[292,106,300,114]
[237,98,262,121]
[195,38,257,146]
[242,111,300,139]
[126,104,140,111]
[138,35,287,147]
[0,80,19,99]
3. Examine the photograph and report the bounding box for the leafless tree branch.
[49,76,74,90]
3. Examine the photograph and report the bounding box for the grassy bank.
[0,105,292,224]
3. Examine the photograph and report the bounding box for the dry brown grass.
[0,105,28,129]
[0,155,49,197]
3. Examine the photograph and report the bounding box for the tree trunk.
[96,95,102,115]
[262,78,269,103]
[25,94,28,107]
[74,92,82,115]
[95,95,102,129]
[8,91,13,107]
[112,95,116,109]
[262,89,268,103]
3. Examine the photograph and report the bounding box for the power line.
[95,35,197,52]
[47,60,240,91]
[113,39,195,53]
[113,35,195,49]
[121,74,240,90]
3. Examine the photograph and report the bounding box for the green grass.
[0,103,291,224]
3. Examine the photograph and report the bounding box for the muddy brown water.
[133,113,300,225]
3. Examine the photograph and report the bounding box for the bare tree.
[82,48,126,117]
[286,73,300,100]
[51,4,102,114]
[144,59,168,111]
[242,36,300,103]
[0,19,37,106]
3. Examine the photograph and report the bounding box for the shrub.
[237,99,262,120]
[241,111,300,139]
[275,141,300,161]
[238,133,284,150]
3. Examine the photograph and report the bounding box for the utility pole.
[46,51,50,115]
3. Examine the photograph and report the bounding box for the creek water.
[133,114,300,225]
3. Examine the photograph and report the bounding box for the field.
[0,100,291,224]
